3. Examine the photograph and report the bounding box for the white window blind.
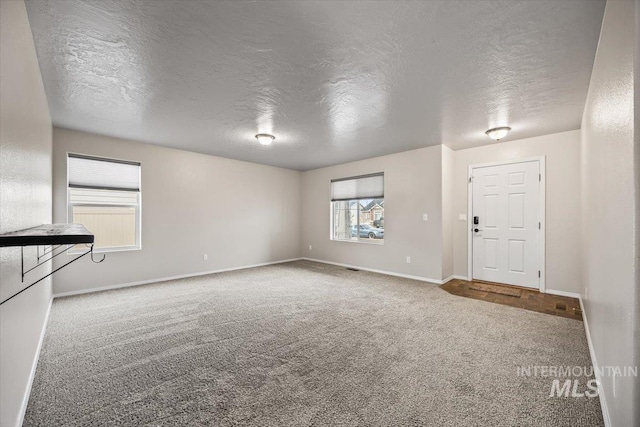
[331,173,384,201]
[69,188,139,205]
[68,154,140,191]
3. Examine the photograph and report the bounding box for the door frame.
[466,156,546,292]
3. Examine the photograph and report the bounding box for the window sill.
[68,245,142,255]
[330,238,384,245]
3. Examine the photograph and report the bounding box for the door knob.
[474,228,479,232]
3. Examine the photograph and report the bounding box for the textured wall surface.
[580,1,637,425]
[0,1,53,426]
[301,146,444,282]
[24,0,604,170]
[451,130,581,294]
[51,128,302,295]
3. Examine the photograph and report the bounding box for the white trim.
[467,168,473,282]
[544,289,581,299]
[539,158,546,293]
[17,296,53,427]
[466,156,546,169]
[53,258,303,298]
[441,275,454,284]
[452,275,470,281]
[301,257,444,284]
[66,151,143,254]
[579,297,611,427]
[467,156,546,292]
[329,238,384,246]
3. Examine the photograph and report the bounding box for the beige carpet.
[25,260,603,426]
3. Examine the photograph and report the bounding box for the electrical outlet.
[309,245,312,251]
[422,214,428,221]
[406,256,411,264]
[203,254,208,261]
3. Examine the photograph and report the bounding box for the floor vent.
[346,267,360,272]
[555,302,567,311]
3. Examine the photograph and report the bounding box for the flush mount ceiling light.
[255,133,275,146]
[485,127,511,141]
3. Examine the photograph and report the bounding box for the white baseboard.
[301,257,444,284]
[53,258,303,298]
[579,296,611,427]
[545,289,581,299]
[17,295,53,427]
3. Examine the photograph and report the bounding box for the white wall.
[300,134,583,290]
[301,146,444,282]
[52,128,302,295]
[451,130,582,294]
[580,1,637,425]
[0,1,633,425]
[0,1,53,426]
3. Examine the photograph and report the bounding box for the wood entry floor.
[440,279,583,321]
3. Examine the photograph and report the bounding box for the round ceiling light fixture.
[255,133,275,146]
[485,127,511,141]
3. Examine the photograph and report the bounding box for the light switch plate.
[422,214,428,221]
[459,214,467,221]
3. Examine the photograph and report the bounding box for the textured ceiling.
[25,0,605,170]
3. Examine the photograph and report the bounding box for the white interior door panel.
[471,161,541,288]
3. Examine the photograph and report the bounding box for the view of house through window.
[331,173,384,243]
[333,198,384,242]
[67,154,141,252]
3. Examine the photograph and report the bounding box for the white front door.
[471,160,541,288]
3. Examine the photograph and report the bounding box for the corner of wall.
[0,1,53,426]
[634,1,640,424]
[441,145,455,280]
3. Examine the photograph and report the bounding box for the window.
[67,154,141,252]
[331,173,384,243]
